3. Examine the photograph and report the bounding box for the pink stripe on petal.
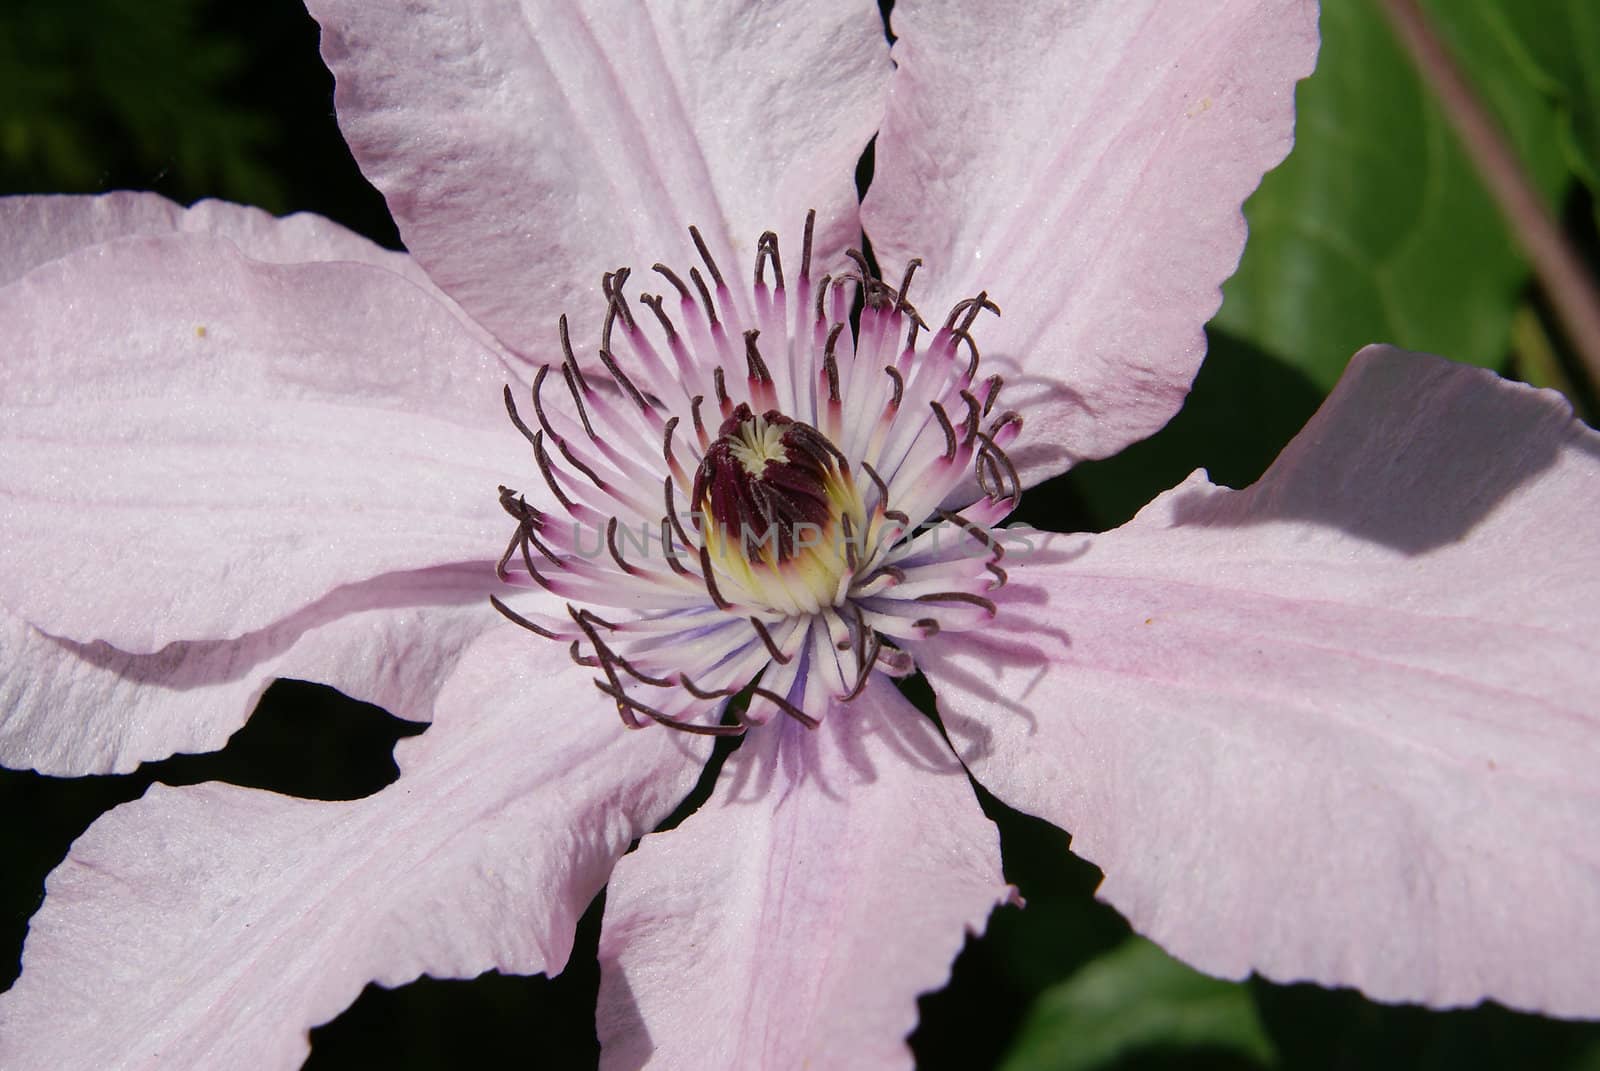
[918,347,1600,1016]
[863,0,1319,481]
[0,631,710,1071]
[597,676,1009,1069]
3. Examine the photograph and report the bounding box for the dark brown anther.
[883,366,905,409]
[800,209,816,281]
[602,267,637,332]
[743,329,773,383]
[639,292,678,340]
[558,362,599,440]
[913,617,941,637]
[986,561,1009,587]
[558,315,590,393]
[679,673,744,701]
[754,231,784,290]
[976,450,1002,500]
[690,394,709,447]
[595,345,651,412]
[751,684,821,729]
[503,383,539,448]
[935,507,1004,560]
[951,331,981,379]
[844,249,882,307]
[661,518,693,577]
[606,516,637,576]
[712,367,730,413]
[813,273,832,324]
[959,390,982,443]
[943,292,1002,332]
[699,544,733,609]
[689,225,727,289]
[662,415,680,465]
[860,460,893,514]
[989,410,1023,437]
[663,476,698,553]
[840,513,860,572]
[974,430,1023,504]
[568,640,601,669]
[596,680,747,736]
[983,374,1003,416]
[554,435,608,491]
[872,564,907,585]
[823,323,845,403]
[894,258,923,310]
[532,430,578,512]
[750,617,793,665]
[489,594,560,639]
[688,267,719,327]
[914,590,999,615]
[530,366,569,442]
[653,262,692,301]
[929,401,958,461]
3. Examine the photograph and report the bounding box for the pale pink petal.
[0,232,524,652]
[597,677,1009,1069]
[306,0,892,353]
[919,347,1600,1016]
[0,191,409,284]
[862,0,1319,478]
[0,565,508,775]
[0,630,710,1070]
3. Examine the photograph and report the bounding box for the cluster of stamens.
[492,211,1023,735]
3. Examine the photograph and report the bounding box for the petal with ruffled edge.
[862,0,1319,480]
[0,232,522,653]
[0,565,504,775]
[0,192,406,285]
[919,347,1600,1016]
[306,0,892,353]
[0,630,710,1071]
[597,676,1009,1070]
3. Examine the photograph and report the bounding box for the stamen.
[653,262,692,301]
[799,209,815,281]
[929,401,958,461]
[489,595,560,639]
[493,216,1023,738]
[750,617,793,664]
[754,231,784,290]
[689,267,719,327]
[639,292,679,340]
[744,329,773,384]
[689,225,727,290]
[884,366,905,408]
[558,315,590,393]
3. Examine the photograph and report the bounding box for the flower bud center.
[694,403,864,614]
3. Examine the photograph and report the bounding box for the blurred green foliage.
[0,0,281,206]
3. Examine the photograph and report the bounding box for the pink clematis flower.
[2,0,1598,1067]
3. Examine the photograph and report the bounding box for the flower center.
[694,404,866,616]
[489,211,1025,736]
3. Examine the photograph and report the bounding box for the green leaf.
[1487,0,1600,196]
[1214,0,1564,390]
[999,938,1275,1071]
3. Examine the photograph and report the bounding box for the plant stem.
[1380,0,1600,391]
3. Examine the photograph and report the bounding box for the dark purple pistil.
[694,404,839,562]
